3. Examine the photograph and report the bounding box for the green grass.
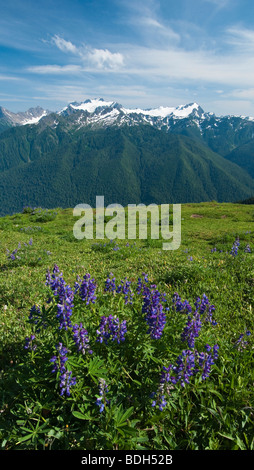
[0,202,254,450]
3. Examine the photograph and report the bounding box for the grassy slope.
[1,201,253,349]
[0,201,254,450]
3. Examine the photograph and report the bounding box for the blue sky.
[1,0,254,115]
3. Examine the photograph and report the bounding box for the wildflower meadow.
[0,202,254,452]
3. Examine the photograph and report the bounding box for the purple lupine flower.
[72,323,93,355]
[172,292,192,314]
[53,264,60,273]
[136,273,149,294]
[50,342,69,373]
[45,266,63,294]
[104,273,116,293]
[170,349,197,387]
[230,237,240,257]
[116,278,133,304]
[197,344,219,379]
[76,273,97,305]
[197,350,214,379]
[151,365,173,410]
[55,280,74,330]
[142,284,167,339]
[194,294,216,325]
[181,312,202,348]
[235,330,251,351]
[59,370,77,397]
[50,343,76,396]
[212,344,219,360]
[96,315,127,344]
[95,378,109,412]
[24,334,37,351]
[152,344,219,408]
[245,244,251,253]
[46,267,74,330]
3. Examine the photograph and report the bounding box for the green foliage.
[0,124,254,216]
[0,202,254,450]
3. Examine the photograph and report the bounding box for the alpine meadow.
[1,201,254,451]
[1,0,254,458]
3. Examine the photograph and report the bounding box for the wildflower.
[72,323,93,355]
[170,349,197,387]
[152,344,219,408]
[230,237,240,257]
[181,312,202,348]
[116,278,133,304]
[50,343,76,397]
[76,273,97,305]
[172,292,192,314]
[151,365,173,410]
[136,273,149,294]
[142,284,167,339]
[194,294,217,325]
[56,296,74,330]
[59,370,77,397]
[96,315,127,344]
[171,345,219,386]
[95,378,109,412]
[104,273,116,293]
[24,334,37,351]
[197,345,219,379]
[46,267,74,330]
[45,265,63,293]
[235,330,251,351]
[50,343,68,373]
[244,244,251,253]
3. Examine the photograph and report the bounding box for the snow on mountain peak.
[59,98,204,120]
[124,102,203,119]
[69,98,115,113]
[21,109,48,125]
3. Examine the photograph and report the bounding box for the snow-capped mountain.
[57,98,206,129]
[0,106,51,132]
[55,98,254,137]
[1,98,254,143]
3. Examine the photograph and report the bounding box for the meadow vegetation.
[0,202,254,450]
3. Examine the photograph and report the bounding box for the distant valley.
[0,98,254,216]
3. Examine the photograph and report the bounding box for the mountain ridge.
[1,97,254,216]
[2,97,254,134]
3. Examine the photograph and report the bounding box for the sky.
[1,0,254,116]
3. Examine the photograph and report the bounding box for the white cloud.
[27,64,83,74]
[49,35,124,71]
[87,48,124,70]
[226,26,254,50]
[136,16,180,43]
[0,74,20,81]
[228,88,254,100]
[51,35,79,55]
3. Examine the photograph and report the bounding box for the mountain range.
[0,98,254,216]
